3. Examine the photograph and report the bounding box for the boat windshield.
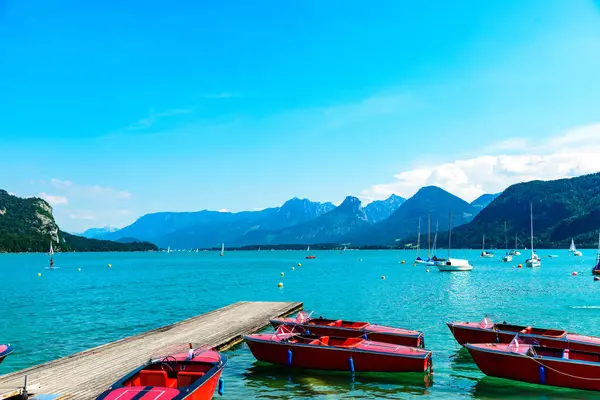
[294,311,313,323]
[478,316,494,329]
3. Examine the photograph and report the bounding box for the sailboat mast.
[427,214,431,258]
[448,211,453,259]
[504,222,508,252]
[530,203,534,258]
[482,234,485,252]
[416,217,421,256]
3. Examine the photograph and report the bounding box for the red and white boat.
[448,317,600,353]
[96,345,227,400]
[0,344,13,365]
[271,312,424,347]
[244,328,432,373]
[466,340,600,391]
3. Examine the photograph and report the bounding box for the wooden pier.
[0,301,302,399]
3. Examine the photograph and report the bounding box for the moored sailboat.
[592,232,600,275]
[480,234,494,258]
[220,243,225,257]
[525,203,541,268]
[436,211,472,271]
[501,223,512,262]
[569,239,583,257]
[508,234,521,256]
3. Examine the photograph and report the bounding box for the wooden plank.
[0,301,302,400]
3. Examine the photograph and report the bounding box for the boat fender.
[363,333,368,340]
[421,337,425,348]
[428,356,434,374]
[563,349,570,359]
[287,349,293,366]
[495,333,500,343]
[348,357,355,373]
[306,329,311,335]
[539,366,546,385]
[218,377,224,395]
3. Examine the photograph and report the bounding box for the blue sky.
[2,0,600,231]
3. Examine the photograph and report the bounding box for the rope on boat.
[524,354,600,381]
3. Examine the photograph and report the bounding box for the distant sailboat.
[414,217,429,264]
[220,243,225,257]
[569,239,583,257]
[525,203,541,268]
[430,220,446,263]
[167,246,171,254]
[307,245,310,252]
[436,211,472,271]
[501,223,512,262]
[480,234,494,258]
[46,241,57,270]
[592,232,600,275]
[508,234,521,256]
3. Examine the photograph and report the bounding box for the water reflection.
[472,376,600,400]
[242,362,433,399]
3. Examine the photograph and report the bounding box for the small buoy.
[572,271,578,276]
[518,264,523,268]
[37,272,41,277]
[108,263,112,268]
[292,267,295,271]
[280,272,285,277]
[78,268,81,272]
[381,276,386,280]
[426,268,430,272]
[401,260,405,264]
[297,263,301,267]
[277,282,284,288]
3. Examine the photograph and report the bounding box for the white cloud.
[218,208,229,212]
[360,123,600,203]
[38,193,69,206]
[50,179,133,200]
[68,212,95,221]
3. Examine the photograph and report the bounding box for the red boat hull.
[448,322,600,353]
[0,344,13,365]
[245,337,430,372]
[271,321,422,347]
[99,370,222,400]
[467,343,600,392]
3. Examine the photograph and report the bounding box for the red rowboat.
[0,344,13,365]
[96,345,227,400]
[271,311,424,347]
[244,329,432,373]
[448,317,600,353]
[306,255,316,259]
[466,341,600,391]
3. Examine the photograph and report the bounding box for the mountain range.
[97,188,479,248]
[448,173,600,249]
[6,172,600,251]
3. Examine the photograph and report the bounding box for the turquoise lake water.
[2,250,600,399]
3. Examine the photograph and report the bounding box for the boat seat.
[319,336,330,346]
[139,370,169,387]
[328,320,342,327]
[177,371,205,387]
[520,327,532,334]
